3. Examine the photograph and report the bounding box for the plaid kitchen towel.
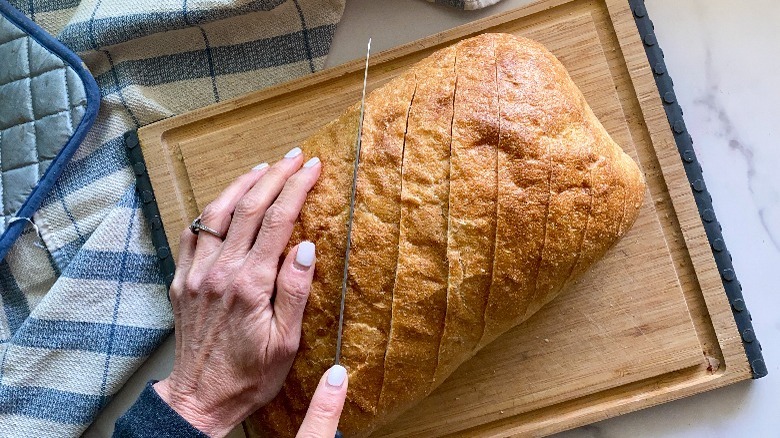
[0,0,503,436]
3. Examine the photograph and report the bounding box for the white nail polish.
[303,157,320,168]
[252,162,269,171]
[327,365,347,387]
[295,241,316,267]
[285,147,302,159]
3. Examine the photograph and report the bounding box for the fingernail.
[327,365,347,387]
[303,157,320,168]
[285,147,302,159]
[252,162,269,171]
[295,241,315,268]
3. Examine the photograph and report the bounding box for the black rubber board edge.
[124,130,176,292]
[629,0,766,378]
[123,0,768,378]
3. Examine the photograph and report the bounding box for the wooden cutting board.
[134,0,756,435]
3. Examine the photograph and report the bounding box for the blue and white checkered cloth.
[0,0,502,436]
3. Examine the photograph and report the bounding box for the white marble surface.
[86,0,780,436]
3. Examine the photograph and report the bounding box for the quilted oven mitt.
[0,0,98,260]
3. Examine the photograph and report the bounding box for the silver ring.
[189,217,225,240]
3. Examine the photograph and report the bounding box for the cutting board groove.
[136,0,752,436]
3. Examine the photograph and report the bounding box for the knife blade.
[334,38,372,366]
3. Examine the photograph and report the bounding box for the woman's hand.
[154,147,326,437]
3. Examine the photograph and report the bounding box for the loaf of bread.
[246,33,645,437]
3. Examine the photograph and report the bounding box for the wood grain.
[137,0,751,436]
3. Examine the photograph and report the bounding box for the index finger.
[296,365,348,438]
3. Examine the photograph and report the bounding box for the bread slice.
[376,46,456,421]
[338,67,418,424]
[248,33,646,438]
[478,35,555,348]
[433,35,499,383]
[522,43,597,321]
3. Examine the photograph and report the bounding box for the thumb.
[296,365,348,438]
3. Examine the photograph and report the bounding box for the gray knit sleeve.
[114,381,209,438]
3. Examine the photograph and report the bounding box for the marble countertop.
[86,0,779,436]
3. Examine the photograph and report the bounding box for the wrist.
[153,378,242,438]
